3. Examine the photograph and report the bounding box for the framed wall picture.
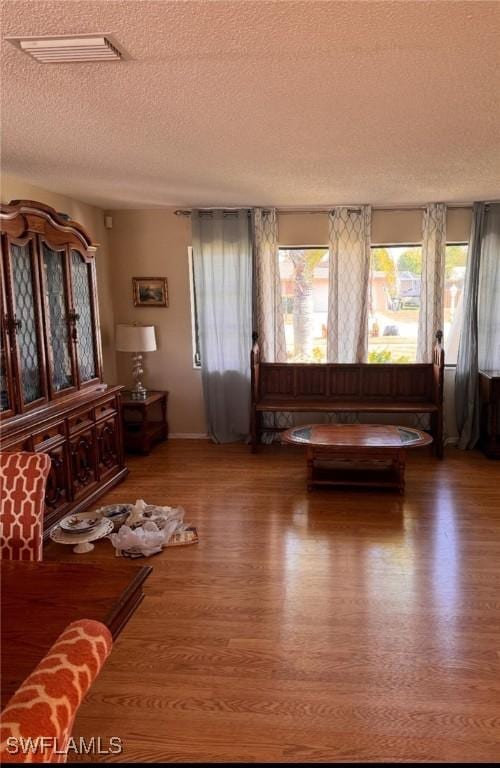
[133,277,168,307]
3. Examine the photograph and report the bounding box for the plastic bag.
[109,499,186,557]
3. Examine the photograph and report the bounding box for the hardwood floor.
[45,441,500,763]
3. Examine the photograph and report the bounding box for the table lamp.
[116,324,157,399]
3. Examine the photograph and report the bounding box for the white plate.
[59,511,102,533]
[51,518,113,544]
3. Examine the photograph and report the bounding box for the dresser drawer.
[32,422,65,448]
[0,436,34,452]
[95,397,117,422]
[67,410,94,434]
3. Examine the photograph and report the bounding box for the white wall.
[105,209,206,436]
[279,207,472,246]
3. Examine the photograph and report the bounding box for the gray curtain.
[478,204,500,370]
[455,203,486,449]
[192,210,252,443]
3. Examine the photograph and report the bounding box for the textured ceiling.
[1,0,500,209]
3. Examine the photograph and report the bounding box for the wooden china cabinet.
[0,200,127,534]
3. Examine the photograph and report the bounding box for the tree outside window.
[279,248,329,362]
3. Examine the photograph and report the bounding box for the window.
[278,247,329,362]
[368,244,469,364]
[188,247,201,368]
[443,243,468,365]
[368,245,422,363]
[191,240,468,369]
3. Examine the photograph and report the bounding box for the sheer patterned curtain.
[417,203,446,362]
[327,206,371,363]
[192,210,252,443]
[253,208,286,362]
[252,208,292,436]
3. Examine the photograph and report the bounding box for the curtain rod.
[174,204,479,217]
[175,208,250,217]
[275,203,494,214]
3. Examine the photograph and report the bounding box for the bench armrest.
[432,330,445,404]
[250,332,260,403]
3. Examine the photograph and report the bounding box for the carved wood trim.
[1,200,97,256]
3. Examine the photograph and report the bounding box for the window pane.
[368,246,422,363]
[444,244,468,364]
[279,248,329,362]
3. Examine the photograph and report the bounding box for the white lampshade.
[115,324,157,352]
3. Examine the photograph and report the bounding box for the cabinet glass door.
[42,243,75,394]
[70,250,98,383]
[9,241,46,408]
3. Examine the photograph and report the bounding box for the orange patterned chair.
[0,619,113,763]
[0,452,51,561]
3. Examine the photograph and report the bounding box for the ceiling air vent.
[6,34,126,63]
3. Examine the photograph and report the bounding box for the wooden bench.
[250,331,444,458]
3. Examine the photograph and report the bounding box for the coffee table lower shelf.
[307,451,405,493]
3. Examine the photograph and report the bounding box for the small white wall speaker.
[104,215,113,229]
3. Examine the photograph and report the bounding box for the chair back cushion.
[0,452,51,561]
[0,619,112,763]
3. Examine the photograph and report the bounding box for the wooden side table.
[479,370,500,459]
[121,391,168,455]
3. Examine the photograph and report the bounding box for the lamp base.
[131,389,149,400]
[131,352,149,400]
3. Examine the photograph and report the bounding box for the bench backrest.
[251,332,444,405]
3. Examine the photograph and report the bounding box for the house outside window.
[368,244,468,363]
[368,246,423,363]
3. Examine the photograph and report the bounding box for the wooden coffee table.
[282,424,433,493]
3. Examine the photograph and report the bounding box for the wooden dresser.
[0,200,127,534]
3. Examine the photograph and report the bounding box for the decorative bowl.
[59,512,102,534]
[94,503,134,530]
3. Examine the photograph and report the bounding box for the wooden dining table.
[1,559,152,709]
